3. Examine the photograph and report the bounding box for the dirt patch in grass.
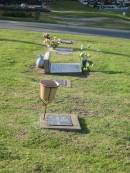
[16,128,28,140]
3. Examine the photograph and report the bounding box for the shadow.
[44,118,90,134]
[79,118,90,134]
[0,38,43,46]
[93,70,124,75]
[47,71,90,78]
[73,47,130,58]
[89,48,130,58]
[72,46,130,58]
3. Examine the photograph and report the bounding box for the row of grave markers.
[37,39,81,131]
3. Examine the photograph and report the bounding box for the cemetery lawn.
[0,29,130,173]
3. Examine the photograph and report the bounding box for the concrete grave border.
[40,113,81,131]
[44,51,82,74]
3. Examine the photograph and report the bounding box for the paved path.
[0,20,130,39]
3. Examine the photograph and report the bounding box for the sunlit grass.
[0,29,130,173]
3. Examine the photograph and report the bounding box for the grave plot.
[44,51,82,74]
[40,113,81,131]
[39,80,81,131]
[47,114,73,126]
[50,63,81,73]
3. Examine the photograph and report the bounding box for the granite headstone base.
[40,113,81,131]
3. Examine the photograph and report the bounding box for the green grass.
[0,29,130,173]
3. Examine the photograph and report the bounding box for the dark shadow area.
[47,71,90,78]
[45,118,90,134]
[93,70,124,75]
[0,38,43,46]
[73,47,83,52]
[79,118,90,134]
[73,47,130,58]
[89,48,130,58]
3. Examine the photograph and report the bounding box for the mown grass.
[0,29,130,173]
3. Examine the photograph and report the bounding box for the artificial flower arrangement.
[80,45,93,72]
[43,33,60,49]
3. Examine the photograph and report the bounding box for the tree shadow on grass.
[0,38,43,46]
[73,47,130,58]
[89,48,130,58]
[93,70,124,75]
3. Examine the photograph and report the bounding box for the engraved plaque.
[56,48,73,52]
[55,80,71,87]
[56,51,72,55]
[40,114,81,130]
[47,115,73,126]
[60,39,74,44]
[50,63,81,73]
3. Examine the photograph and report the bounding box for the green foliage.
[2,10,32,18]
[80,44,93,72]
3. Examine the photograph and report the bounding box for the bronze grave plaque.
[47,115,73,126]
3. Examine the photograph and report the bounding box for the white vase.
[36,55,44,68]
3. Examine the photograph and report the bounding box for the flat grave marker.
[40,113,81,131]
[47,114,73,126]
[56,48,73,52]
[42,51,82,74]
[60,39,74,44]
[56,51,72,55]
[50,63,81,73]
[55,79,71,87]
